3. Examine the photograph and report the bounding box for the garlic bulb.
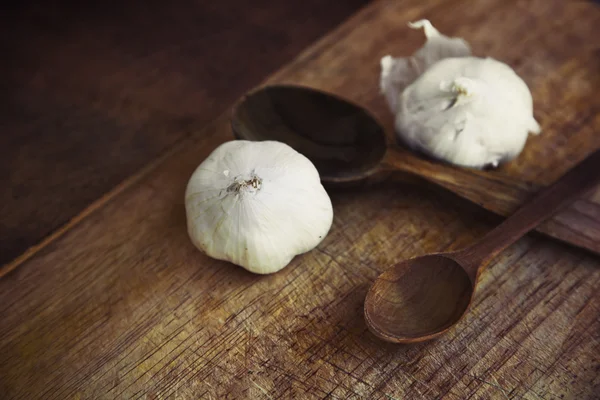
[185,140,333,274]
[380,20,540,168]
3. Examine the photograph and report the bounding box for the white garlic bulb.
[380,20,540,168]
[185,140,333,274]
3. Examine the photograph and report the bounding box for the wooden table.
[1,0,599,399]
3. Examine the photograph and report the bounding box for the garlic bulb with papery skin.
[380,20,540,168]
[185,140,333,274]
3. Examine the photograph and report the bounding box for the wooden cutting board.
[260,1,600,257]
[1,0,599,399]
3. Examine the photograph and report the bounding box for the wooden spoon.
[230,83,600,255]
[231,84,511,185]
[364,148,600,343]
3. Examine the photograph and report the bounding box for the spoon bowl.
[364,254,473,342]
[231,84,388,184]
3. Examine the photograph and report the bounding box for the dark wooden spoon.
[230,84,512,185]
[364,148,600,343]
[231,84,388,184]
[230,84,600,256]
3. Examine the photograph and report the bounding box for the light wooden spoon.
[363,148,600,343]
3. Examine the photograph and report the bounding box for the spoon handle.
[458,148,600,271]
[383,146,600,256]
[382,147,540,217]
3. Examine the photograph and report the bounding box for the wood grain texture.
[1,0,600,399]
[0,0,368,267]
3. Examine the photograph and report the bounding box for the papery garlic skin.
[380,20,471,113]
[397,56,541,168]
[185,140,333,274]
[380,20,540,168]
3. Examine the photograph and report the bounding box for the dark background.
[0,0,369,266]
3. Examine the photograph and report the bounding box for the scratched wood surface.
[1,0,600,399]
[0,0,367,267]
